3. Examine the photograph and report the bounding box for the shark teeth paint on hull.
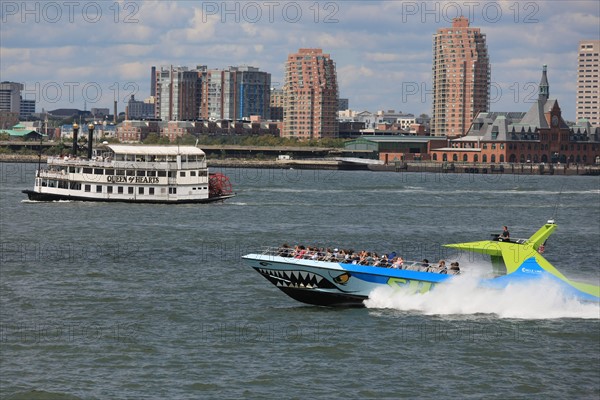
[256,268,335,289]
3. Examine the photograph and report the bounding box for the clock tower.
[539,64,549,102]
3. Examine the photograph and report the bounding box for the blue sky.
[1,0,599,120]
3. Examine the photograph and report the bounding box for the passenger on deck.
[294,245,307,259]
[278,244,291,257]
[333,248,340,259]
[419,259,431,272]
[323,248,334,261]
[449,262,460,274]
[437,260,447,274]
[500,226,510,241]
[392,257,404,269]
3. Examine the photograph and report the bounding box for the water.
[1,164,599,399]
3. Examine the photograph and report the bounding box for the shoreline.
[1,154,599,176]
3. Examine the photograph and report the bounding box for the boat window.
[69,182,81,190]
[94,168,103,175]
[105,169,114,175]
[149,188,155,195]
[169,187,177,194]
[157,171,167,177]
[161,188,166,194]
[147,171,156,177]
[168,171,175,178]
[118,186,123,194]
[69,167,77,173]
[126,170,135,176]
[107,186,113,194]
[180,171,186,177]
[190,171,196,177]
[85,185,91,192]
[199,171,208,177]
[138,187,144,195]
[83,168,93,174]
[137,170,146,177]
[96,185,102,193]
[116,169,125,176]
[128,187,134,194]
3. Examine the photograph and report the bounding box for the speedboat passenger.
[449,262,460,275]
[437,260,447,274]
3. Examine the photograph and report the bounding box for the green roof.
[0,129,45,137]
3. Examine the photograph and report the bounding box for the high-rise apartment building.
[338,98,349,111]
[126,95,155,119]
[576,40,600,127]
[150,66,156,97]
[200,66,270,121]
[431,17,490,137]
[153,65,271,122]
[270,88,284,121]
[0,82,24,113]
[283,48,338,139]
[155,66,201,121]
[20,98,35,118]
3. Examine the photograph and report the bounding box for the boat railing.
[48,157,206,171]
[38,169,68,178]
[48,156,114,168]
[254,247,459,274]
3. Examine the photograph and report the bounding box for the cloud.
[0,0,596,118]
[366,52,402,62]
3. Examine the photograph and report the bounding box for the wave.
[246,187,599,195]
[364,273,599,320]
[21,199,74,203]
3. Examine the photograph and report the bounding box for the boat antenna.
[550,184,564,223]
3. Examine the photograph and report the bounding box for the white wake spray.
[364,272,600,319]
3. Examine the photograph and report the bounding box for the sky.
[1,0,599,121]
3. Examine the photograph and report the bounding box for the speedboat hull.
[242,255,452,307]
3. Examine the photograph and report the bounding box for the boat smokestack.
[87,123,95,159]
[72,123,79,156]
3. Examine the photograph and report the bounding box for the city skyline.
[1,1,599,121]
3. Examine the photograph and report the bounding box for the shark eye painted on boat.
[333,272,351,285]
[259,262,270,267]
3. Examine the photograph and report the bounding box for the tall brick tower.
[283,48,338,139]
[432,17,490,137]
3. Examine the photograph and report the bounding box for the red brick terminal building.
[430,66,600,165]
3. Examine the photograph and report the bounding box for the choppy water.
[1,163,599,399]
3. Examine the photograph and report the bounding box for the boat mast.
[37,129,42,178]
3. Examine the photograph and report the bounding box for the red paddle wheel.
[209,173,234,198]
